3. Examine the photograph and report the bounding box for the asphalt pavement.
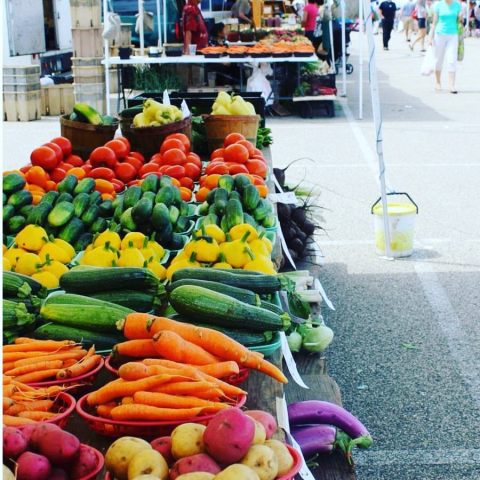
[2,28,479,479]
[269,30,480,480]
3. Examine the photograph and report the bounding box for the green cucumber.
[72,192,90,217]
[48,201,75,227]
[3,173,26,195]
[242,184,260,211]
[141,174,159,193]
[7,190,32,209]
[26,203,53,225]
[123,186,143,209]
[74,232,94,251]
[57,175,78,194]
[132,197,154,224]
[73,177,95,195]
[58,217,85,244]
[8,216,26,233]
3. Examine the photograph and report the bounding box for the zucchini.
[57,175,78,194]
[3,299,35,329]
[60,267,160,294]
[44,293,133,314]
[259,300,285,316]
[7,190,32,208]
[3,173,26,195]
[72,192,90,217]
[171,268,282,294]
[169,285,290,331]
[171,314,272,347]
[74,102,103,125]
[40,303,132,332]
[4,295,42,313]
[89,288,168,313]
[167,279,260,306]
[3,271,47,298]
[26,203,52,225]
[48,201,75,227]
[33,323,124,349]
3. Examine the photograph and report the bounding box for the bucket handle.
[371,192,418,214]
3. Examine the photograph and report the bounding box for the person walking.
[401,0,416,41]
[303,0,319,43]
[429,0,463,93]
[411,0,428,50]
[379,0,397,49]
[182,0,208,54]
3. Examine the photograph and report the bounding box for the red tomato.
[115,163,137,183]
[20,165,31,174]
[164,165,186,179]
[179,177,194,189]
[111,178,126,193]
[43,142,64,164]
[245,159,267,178]
[252,155,266,163]
[210,148,225,160]
[227,163,249,175]
[224,133,245,147]
[224,143,249,164]
[199,174,208,186]
[128,179,141,187]
[51,137,72,157]
[124,156,143,171]
[253,148,264,158]
[162,148,186,165]
[115,136,131,153]
[31,146,58,171]
[58,162,73,171]
[165,133,190,151]
[104,139,129,159]
[184,162,201,180]
[205,163,229,175]
[138,163,159,176]
[82,164,93,174]
[186,153,201,169]
[49,167,67,183]
[65,154,84,167]
[158,165,170,174]
[160,138,186,154]
[89,147,117,168]
[129,151,145,163]
[89,167,115,181]
[237,140,255,157]
[150,153,164,166]
[141,172,161,179]
[251,174,266,185]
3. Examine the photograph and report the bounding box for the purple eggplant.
[288,401,373,449]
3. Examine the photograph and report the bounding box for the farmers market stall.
[2,94,371,480]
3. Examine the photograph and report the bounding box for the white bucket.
[373,202,417,257]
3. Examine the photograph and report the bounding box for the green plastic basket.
[249,332,282,357]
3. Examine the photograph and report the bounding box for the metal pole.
[103,0,111,115]
[328,0,335,70]
[139,0,145,55]
[163,0,167,46]
[156,0,162,47]
[358,0,364,119]
[341,0,347,96]
[362,0,392,258]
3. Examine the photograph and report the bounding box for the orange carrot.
[18,411,57,421]
[110,404,204,421]
[56,355,101,380]
[3,397,14,411]
[119,314,288,383]
[62,359,78,368]
[3,340,76,353]
[14,350,87,368]
[121,397,134,405]
[87,375,188,406]
[15,369,61,384]
[142,359,240,379]
[133,391,229,410]
[3,415,36,426]
[152,330,219,365]
[14,338,36,344]
[3,385,16,397]
[4,351,53,362]
[3,362,15,373]
[3,376,12,385]
[6,399,54,416]
[152,382,224,400]
[5,360,63,378]
[113,339,157,358]
[96,402,116,418]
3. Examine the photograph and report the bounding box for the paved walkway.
[269,30,480,479]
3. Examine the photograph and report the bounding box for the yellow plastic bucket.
[372,194,418,258]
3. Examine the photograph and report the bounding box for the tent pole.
[340,0,347,96]
[103,0,111,115]
[328,0,335,70]
[139,0,145,55]
[362,0,392,258]
[358,0,364,119]
[157,0,162,47]
[163,0,167,46]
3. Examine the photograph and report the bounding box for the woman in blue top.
[429,0,462,93]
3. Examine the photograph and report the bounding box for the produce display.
[103,408,298,480]
[133,99,183,127]
[3,420,102,479]
[70,102,117,126]
[211,92,256,116]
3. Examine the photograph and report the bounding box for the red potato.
[36,428,80,466]
[16,451,52,480]
[69,444,98,479]
[50,468,69,480]
[151,436,174,465]
[170,454,221,480]
[3,426,27,459]
[18,424,36,443]
[204,408,255,465]
[29,422,61,449]
[245,411,277,440]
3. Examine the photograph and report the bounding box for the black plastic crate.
[295,99,335,118]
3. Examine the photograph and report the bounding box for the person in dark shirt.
[379,0,397,49]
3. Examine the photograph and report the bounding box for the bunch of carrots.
[3,375,67,426]
[87,359,247,422]
[3,338,102,384]
[115,313,287,383]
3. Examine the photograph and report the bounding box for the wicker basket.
[204,114,259,152]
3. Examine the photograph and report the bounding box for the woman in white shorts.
[429,0,462,93]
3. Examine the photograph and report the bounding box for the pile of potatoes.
[3,422,99,480]
[105,408,295,480]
